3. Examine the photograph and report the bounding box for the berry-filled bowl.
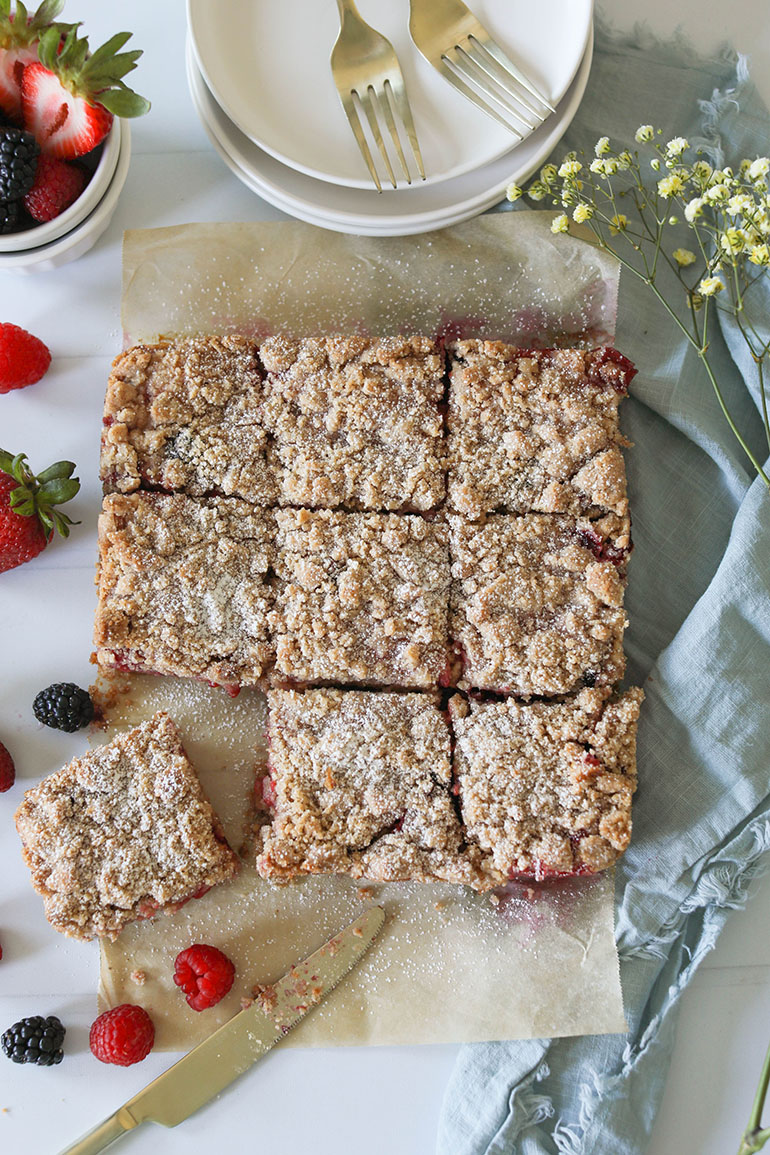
[0,117,122,253]
[0,118,130,273]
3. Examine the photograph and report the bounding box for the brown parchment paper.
[98,212,627,1049]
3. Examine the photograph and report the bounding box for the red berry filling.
[586,347,637,394]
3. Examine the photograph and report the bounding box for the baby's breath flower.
[635,124,654,143]
[594,136,611,156]
[698,276,724,296]
[572,203,593,223]
[748,156,770,182]
[540,163,558,186]
[665,136,689,158]
[692,160,713,183]
[651,158,661,171]
[589,157,618,176]
[506,182,524,202]
[658,174,684,198]
[551,213,570,234]
[528,181,546,202]
[684,197,705,222]
[748,243,770,265]
[720,228,746,255]
[558,159,582,179]
[704,183,730,204]
[673,248,697,267]
[669,215,679,225]
[726,193,753,217]
[617,151,633,170]
[609,214,628,234]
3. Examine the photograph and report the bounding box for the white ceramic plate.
[187,0,592,190]
[186,31,592,236]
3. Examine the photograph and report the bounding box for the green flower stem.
[738,1036,770,1155]
[584,228,770,489]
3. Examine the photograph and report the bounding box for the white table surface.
[1,3,769,1153]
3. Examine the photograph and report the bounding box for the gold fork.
[409,0,555,137]
[331,0,425,191]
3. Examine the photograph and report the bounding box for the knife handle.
[58,1108,137,1155]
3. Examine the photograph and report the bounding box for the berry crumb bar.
[272,508,451,688]
[446,341,635,518]
[100,336,277,504]
[256,688,498,889]
[94,492,275,691]
[262,335,446,511]
[14,712,240,940]
[449,512,629,694]
[450,688,644,878]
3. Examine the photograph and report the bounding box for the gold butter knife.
[59,906,386,1154]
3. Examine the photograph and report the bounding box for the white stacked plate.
[186,0,593,236]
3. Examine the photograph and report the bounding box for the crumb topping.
[256,689,498,888]
[447,342,632,518]
[100,337,277,504]
[449,513,629,694]
[94,492,275,687]
[272,508,451,688]
[14,712,240,940]
[450,688,644,876]
[261,335,445,511]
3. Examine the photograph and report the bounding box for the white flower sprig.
[507,129,770,489]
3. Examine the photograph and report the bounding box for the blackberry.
[2,1015,65,1066]
[33,682,94,732]
[0,127,40,202]
[0,199,20,234]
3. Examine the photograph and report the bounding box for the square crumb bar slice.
[261,335,445,511]
[100,336,278,504]
[256,689,498,889]
[272,508,451,688]
[451,687,644,878]
[447,342,635,518]
[14,712,240,940]
[449,513,629,695]
[95,492,275,691]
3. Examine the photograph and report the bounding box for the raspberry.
[33,682,94,732]
[0,739,15,792]
[173,944,235,1011]
[23,155,87,223]
[0,323,51,393]
[89,1004,154,1066]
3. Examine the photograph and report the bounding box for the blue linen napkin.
[437,23,770,1155]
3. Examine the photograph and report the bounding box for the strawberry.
[0,321,50,391]
[0,448,79,574]
[21,24,149,159]
[23,151,84,220]
[0,0,64,120]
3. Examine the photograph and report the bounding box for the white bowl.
[0,118,123,253]
[0,121,130,273]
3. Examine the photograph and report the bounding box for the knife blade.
[59,905,385,1155]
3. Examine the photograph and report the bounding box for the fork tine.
[339,89,384,192]
[463,38,544,121]
[451,44,538,129]
[379,81,412,184]
[358,87,397,189]
[471,33,556,114]
[438,53,526,136]
[385,78,426,182]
